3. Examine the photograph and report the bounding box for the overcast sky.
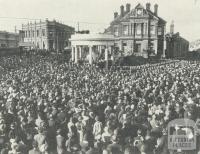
[0,0,199,42]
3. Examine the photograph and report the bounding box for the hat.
[56,129,62,134]
[10,123,15,129]
[111,135,118,142]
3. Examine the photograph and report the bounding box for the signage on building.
[168,118,196,151]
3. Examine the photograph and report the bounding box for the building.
[70,33,116,64]
[105,3,166,58]
[20,19,74,51]
[0,31,19,48]
[165,22,189,58]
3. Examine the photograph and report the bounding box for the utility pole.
[57,32,59,54]
[77,22,79,32]
[14,26,17,33]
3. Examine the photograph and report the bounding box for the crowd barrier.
[114,59,200,72]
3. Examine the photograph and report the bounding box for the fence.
[114,60,182,73]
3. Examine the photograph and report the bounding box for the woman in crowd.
[0,54,200,154]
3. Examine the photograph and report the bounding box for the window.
[1,44,6,47]
[114,27,118,36]
[49,31,53,37]
[150,25,156,35]
[123,43,127,46]
[123,25,129,36]
[37,30,39,37]
[136,9,143,16]
[42,29,45,36]
[136,23,141,35]
[149,42,155,54]
[135,44,141,52]
[43,42,45,49]
[32,30,34,37]
[158,27,162,35]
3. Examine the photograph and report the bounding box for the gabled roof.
[146,9,166,24]
[135,3,144,9]
[110,3,166,25]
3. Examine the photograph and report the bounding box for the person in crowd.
[0,53,200,153]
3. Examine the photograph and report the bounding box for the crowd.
[0,54,200,154]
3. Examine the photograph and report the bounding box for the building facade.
[0,31,19,48]
[105,3,166,58]
[165,33,189,58]
[21,19,74,51]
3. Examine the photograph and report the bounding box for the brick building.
[105,3,166,58]
[20,19,74,51]
[165,22,189,58]
[0,31,19,48]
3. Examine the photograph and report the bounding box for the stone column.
[154,40,158,55]
[105,47,109,61]
[79,46,82,60]
[99,46,102,55]
[75,46,78,63]
[163,26,166,58]
[163,39,166,58]
[71,46,75,61]
[111,46,114,61]
[89,46,93,64]
[105,47,109,69]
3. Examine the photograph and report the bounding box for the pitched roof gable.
[110,3,166,25]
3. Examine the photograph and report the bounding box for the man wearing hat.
[56,129,66,154]
[28,141,42,154]
[107,135,122,154]
[93,116,102,141]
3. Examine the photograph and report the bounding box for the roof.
[70,33,115,41]
[110,3,166,25]
[166,32,189,43]
[0,31,19,36]
[146,9,166,24]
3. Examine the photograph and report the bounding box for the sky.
[0,0,199,42]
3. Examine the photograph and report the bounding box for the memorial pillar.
[79,46,82,60]
[75,46,78,63]
[105,47,109,61]
[71,46,75,61]
[89,46,93,64]
[99,46,102,55]
[163,26,166,58]
[105,47,109,69]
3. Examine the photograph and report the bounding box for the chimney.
[126,3,131,13]
[114,12,118,19]
[146,3,151,10]
[120,5,124,17]
[154,4,158,15]
[170,20,174,34]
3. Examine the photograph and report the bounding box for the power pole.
[57,32,59,54]
[15,26,17,33]
[77,22,79,32]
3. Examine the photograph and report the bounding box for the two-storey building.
[105,3,166,58]
[0,31,19,48]
[20,19,74,51]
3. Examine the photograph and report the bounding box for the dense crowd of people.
[0,54,200,154]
